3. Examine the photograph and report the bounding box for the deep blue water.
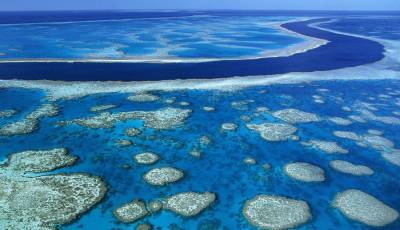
[322,16,400,40]
[1,10,399,25]
[1,80,399,229]
[0,11,395,81]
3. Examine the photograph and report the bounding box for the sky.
[0,0,399,11]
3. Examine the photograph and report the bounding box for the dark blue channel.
[0,18,385,81]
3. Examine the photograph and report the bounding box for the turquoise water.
[0,15,304,61]
[1,11,400,230]
[1,80,399,229]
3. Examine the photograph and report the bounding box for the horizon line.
[0,9,400,13]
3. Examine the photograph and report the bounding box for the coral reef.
[199,135,211,145]
[127,93,159,102]
[382,150,400,166]
[247,123,297,141]
[113,200,148,223]
[203,106,215,112]
[221,123,238,131]
[125,127,141,136]
[148,200,163,213]
[284,162,325,182]
[89,104,117,112]
[272,109,320,124]
[243,157,256,165]
[63,107,191,130]
[333,189,399,227]
[189,149,202,158]
[333,131,361,141]
[163,192,216,217]
[330,160,374,176]
[0,109,17,117]
[243,195,311,229]
[2,148,77,174]
[143,167,184,186]
[0,148,106,230]
[115,139,133,147]
[231,100,254,111]
[134,152,160,165]
[302,140,348,154]
[179,101,190,106]
[136,223,153,230]
[0,103,58,136]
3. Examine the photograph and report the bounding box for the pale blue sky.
[0,0,399,11]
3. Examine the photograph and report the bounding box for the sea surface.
[0,14,302,61]
[0,10,400,230]
[1,80,400,230]
[0,11,399,80]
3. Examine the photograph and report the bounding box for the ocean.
[0,10,399,230]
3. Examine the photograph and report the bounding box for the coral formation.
[163,192,216,217]
[329,117,352,126]
[330,160,374,176]
[284,162,325,182]
[143,167,184,186]
[221,123,238,131]
[2,148,77,174]
[247,123,297,141]
[89,104,117,112]
[272,109,320,124]
[134,152,160,165]
[0,109,17,117]
[302,140,348,154]
[62,107,191,130]
[243,195,311,229]
[0,148,106,230]
[333,189,399,227]
[0,103,58,136]
[113,200,149,223]
[125,127,141,136]
[127,93,159,102]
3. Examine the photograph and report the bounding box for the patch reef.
[333,189,399,227]
[163,192,216,217]
[243,195,312,229]
[302,140,348,154]
[0,103,58,136]
[143,167,184,186]
[330,160,373,176]
[0,148,106,230]
[60,107,191,130]
[89,104,117,112]
[113,200,149,223]
[134,152,160,165]
[284,162,326,182]
[272,109,320,124]
[127,93,160,102]
[246,122,297,141]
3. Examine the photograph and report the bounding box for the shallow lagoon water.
[1,80,399,229]
[0,15,303,61]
